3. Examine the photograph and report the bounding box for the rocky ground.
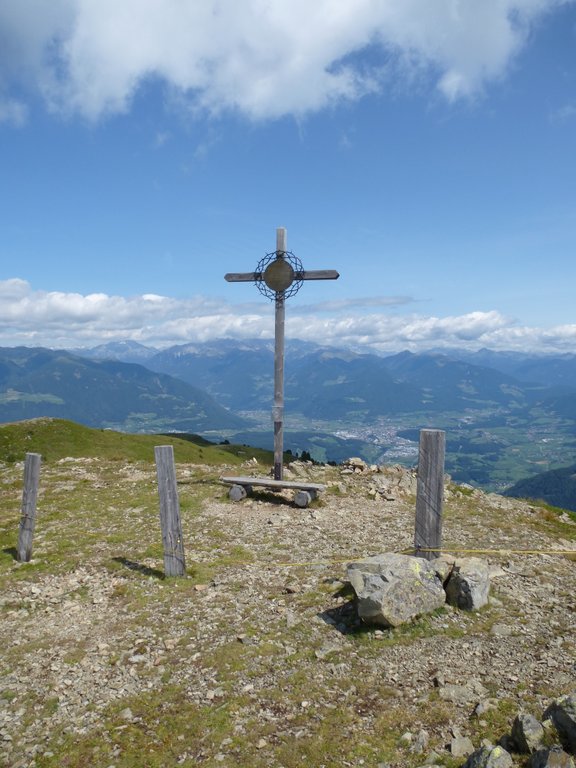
[0,458,575,768]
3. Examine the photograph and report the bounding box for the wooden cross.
[225,227,339,480]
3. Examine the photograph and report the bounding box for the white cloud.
[1,279,576,354]
[0,0,572,121]
[550,103,576,122]
[0,98,27,125]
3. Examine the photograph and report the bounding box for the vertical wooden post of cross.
[273,227,287,480]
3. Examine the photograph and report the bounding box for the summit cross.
[225,227,339,480]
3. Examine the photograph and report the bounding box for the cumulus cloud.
[1,278,576,354]
[0,0,571,121]
[295,296,415,313]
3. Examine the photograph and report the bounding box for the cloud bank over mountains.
[1,0,572,123]
[2,278,575,354]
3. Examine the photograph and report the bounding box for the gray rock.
[411,730,429,754]
[445,557,490,610]
[512,712,545,753]
[544,693,576,752]
[439,680,489,707]
[344,457,368,472]
[463,745,513,768]
[347,553,445,628]
[430,554,455,584]
[529,746,575,768]
[450,735,475,757]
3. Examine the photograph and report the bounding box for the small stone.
[411,730,429,754]
[451,736,475,758]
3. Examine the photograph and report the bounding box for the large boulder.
[512,713,545,754]
[529,746,575,768]
[445,556,490,610]
[346,553,446,628]
[544,693,576,753]
[464,745,513,768]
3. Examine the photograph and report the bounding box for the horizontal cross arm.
[225,272,263,282]
[295,270,340,281]
[225,268,339,283]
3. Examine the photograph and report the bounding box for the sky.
[1,0,575,355]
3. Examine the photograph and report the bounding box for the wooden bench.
[220,475,325,508]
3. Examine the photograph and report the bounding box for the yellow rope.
[182,547,576,569]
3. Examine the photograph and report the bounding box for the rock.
[544,693,576,752]
[490,624,514,638]
[473,700,498,717]
[347,553,445,628]
[445,557,490,610]
[512,713,545,753]
[439,680,489,707]
[379,464,418,496]
[430,554,455,583]
[411,730,429,754]
[294,490,312,508]
[229,484,248,502]
[529,746,575,768]
[463,745,513,768]
[343,457,368,472]
[450,735,475,757]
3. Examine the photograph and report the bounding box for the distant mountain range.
[0,346,246,433]
[3,339,576,502]
[505,463,576,513]
[84,339,548,417]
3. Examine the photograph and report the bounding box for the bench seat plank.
[220,475,325,492]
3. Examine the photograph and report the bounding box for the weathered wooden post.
[154,445,186,577]
[17,452,42,562]
[414,429,445,560]
[273,227,287,480]
[225,227,339,481]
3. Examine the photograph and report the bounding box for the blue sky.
[1,0,575,353]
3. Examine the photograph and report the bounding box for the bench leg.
[294,490,312,508]
[229,484,248,502]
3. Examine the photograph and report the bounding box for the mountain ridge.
[0,346,246,433]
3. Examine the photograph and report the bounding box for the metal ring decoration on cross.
[254,249,304,300]
[225,227,339,481]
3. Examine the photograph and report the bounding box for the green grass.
[0,417,273,465]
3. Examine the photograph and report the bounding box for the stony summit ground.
[0,456,575,768]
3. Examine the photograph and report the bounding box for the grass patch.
[0,418,266,466]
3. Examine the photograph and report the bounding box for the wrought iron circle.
[255,250,304,300]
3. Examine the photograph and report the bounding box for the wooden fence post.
[17,452,42,562]
[414,429,445,560]
[154,446,186,577]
